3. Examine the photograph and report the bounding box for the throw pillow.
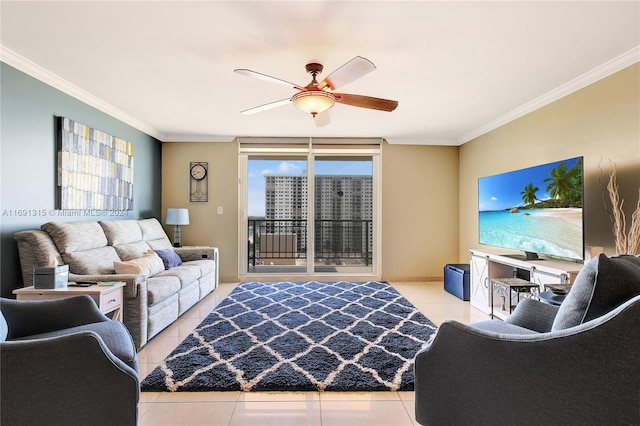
[155,249,183,269]
[114,251,165,277]
[552,254,640,331]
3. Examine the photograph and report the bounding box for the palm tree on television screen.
[543,159,583,207]
[520,183,540,206]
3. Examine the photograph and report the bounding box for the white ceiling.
[1,1,639,145]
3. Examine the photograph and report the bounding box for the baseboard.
[236,274,383,283]
[229,275,443,283]
[381,276,443,282]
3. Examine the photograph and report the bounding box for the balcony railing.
[248,219,372,267]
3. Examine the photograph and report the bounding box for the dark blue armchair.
[415,254,640,425]
[1,295,139,426]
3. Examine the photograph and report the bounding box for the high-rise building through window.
[265,174,373,262]
[264,174,372,221]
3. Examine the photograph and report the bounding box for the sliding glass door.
[313,158,373,274]
[245,157,308,274]
[239,139,380,277]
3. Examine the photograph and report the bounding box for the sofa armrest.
[174,246,218,262]
[0,295,108,339]
[0,332,139,425]
[504,297,559,332]
[68,273,146,299]
[174,247,219,287]
[67,273,148,349]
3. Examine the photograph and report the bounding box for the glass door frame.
[307,155,380,276]
[238,142,381,279]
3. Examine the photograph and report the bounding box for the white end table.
[13,282,125,322]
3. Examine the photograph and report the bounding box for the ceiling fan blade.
[240,98,291,115]
[314,110,330,127]
[234,69,304,90]
[334,93,398,112]
[318,56,376,91]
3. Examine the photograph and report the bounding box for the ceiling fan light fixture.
[292,91,336,117]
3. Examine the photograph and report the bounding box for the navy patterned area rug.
[140,281,437,392]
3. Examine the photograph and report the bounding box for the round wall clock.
[190,164,207,181]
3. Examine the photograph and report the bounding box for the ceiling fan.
[234,56,398,126]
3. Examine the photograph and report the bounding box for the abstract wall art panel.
[56,117,134,210]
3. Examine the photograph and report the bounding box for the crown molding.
[384,137,458,146]
[162,134,237,143]
[1,46,165,141]
[458,46,640,145]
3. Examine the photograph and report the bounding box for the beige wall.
[162,142,239,283]
[459,63,640,261]
[162,141,460,282]
[381,143,460,280]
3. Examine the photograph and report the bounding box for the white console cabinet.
[469,249,582,316]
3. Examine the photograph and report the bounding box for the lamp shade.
[165,208,190,225]
[292,91,336,116]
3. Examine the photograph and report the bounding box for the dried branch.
[628,189,640,255]
[607,165,627,254]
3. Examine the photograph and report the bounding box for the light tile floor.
[138,281,490,426]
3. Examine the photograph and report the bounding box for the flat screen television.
[478,156,584,261]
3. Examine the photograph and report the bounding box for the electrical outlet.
[217,206,223,215]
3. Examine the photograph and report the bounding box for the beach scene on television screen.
[479,157,583,260]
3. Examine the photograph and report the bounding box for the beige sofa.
[13,218,218,350]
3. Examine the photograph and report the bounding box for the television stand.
[469,249,582,319]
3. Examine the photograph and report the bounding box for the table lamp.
[165,208,189,247]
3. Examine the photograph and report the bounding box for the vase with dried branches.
[605,163,640,255]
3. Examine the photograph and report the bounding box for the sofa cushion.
[155,249,182,269]
[115,241,153,261]
[62,246,121,275]
[42,221,108,254]
[138,218,173,250]
[183,259,215,277]
[552,254,640,331]
[114,251,164,277]
[146,238,173,251]
[99,220,143,246]
[156,265,201,287]
[138,218,166,240]
[146,276,181,305]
